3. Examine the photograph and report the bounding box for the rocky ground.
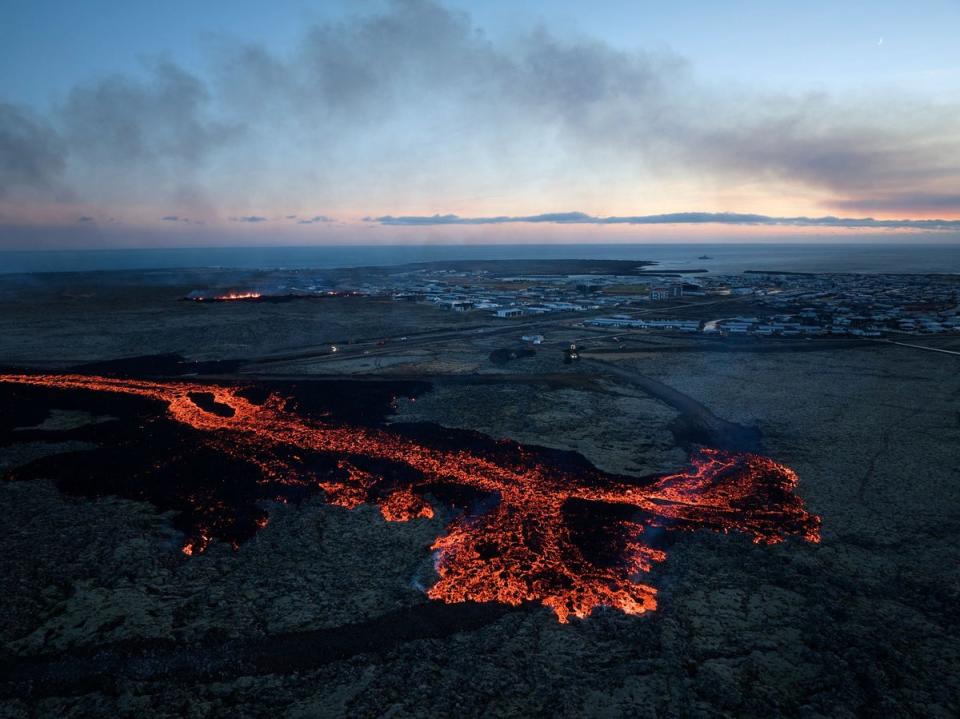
[0,272,486,368]
[1,273,958,718]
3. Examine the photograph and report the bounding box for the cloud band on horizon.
[1,0,958,244]
[373,211,960,231]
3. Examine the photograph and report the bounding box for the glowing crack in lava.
[0,373,820,623]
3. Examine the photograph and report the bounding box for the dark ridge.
[0,382,168,438]
[391,421,601,474]
[381,258,656,275]
[0,380,431,550]
[259,378,431,426]
[0,601,523,699]
[564,499,671,568]
[743,270,819,276]
[187,391,235,418]
[581,359,763,453]
[3,429,271,550]
[1,374,661,560]
[69,353,243,377]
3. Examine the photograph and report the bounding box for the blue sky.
[1,0,958,247]
[5,0,957,107]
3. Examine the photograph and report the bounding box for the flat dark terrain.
[1,268,958,718]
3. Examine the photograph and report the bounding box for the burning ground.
[0,372,819,624]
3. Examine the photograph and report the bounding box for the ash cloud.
[60,61,235,167]
[827,193,960,214]
[0,0,957,222]
[0,103,67,197]
[686,109,960,201]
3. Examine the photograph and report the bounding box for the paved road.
[579,358,762,452]
[875,339,960,357]
[246,296,752,371]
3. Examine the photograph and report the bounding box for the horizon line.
[372,211,960,230]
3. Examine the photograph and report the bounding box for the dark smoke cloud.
[0,0,956,220]
[686,109,960,199]
[827,193,960,214]
[0,103,67,197]
[374,211,960,230]
[208,0,956,214]
[61,61,235,167]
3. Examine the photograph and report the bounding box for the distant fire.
[185,289,363,303]
[190,291,262,302]
[0,372,820,623]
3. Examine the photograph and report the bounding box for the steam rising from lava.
[0,373,820,623]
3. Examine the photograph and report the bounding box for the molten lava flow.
[0,372,821,622]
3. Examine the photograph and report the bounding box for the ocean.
[0,243,957,276]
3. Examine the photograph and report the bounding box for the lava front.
[0,373,821,623]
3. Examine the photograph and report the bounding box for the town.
[191,264,960,340]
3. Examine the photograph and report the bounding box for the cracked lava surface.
[0,373,821,623]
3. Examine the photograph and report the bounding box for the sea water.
[0,243,957,275]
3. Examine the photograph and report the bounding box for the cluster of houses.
[586,316,701,332]
[388,268,700,317]
[247,265,958,341]
[747,272,960,337]
[583,273,959,338]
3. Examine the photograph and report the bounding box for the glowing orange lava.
[0,373,820,622]
[193,292,262,302]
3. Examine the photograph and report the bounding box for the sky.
[1,0,958,248]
